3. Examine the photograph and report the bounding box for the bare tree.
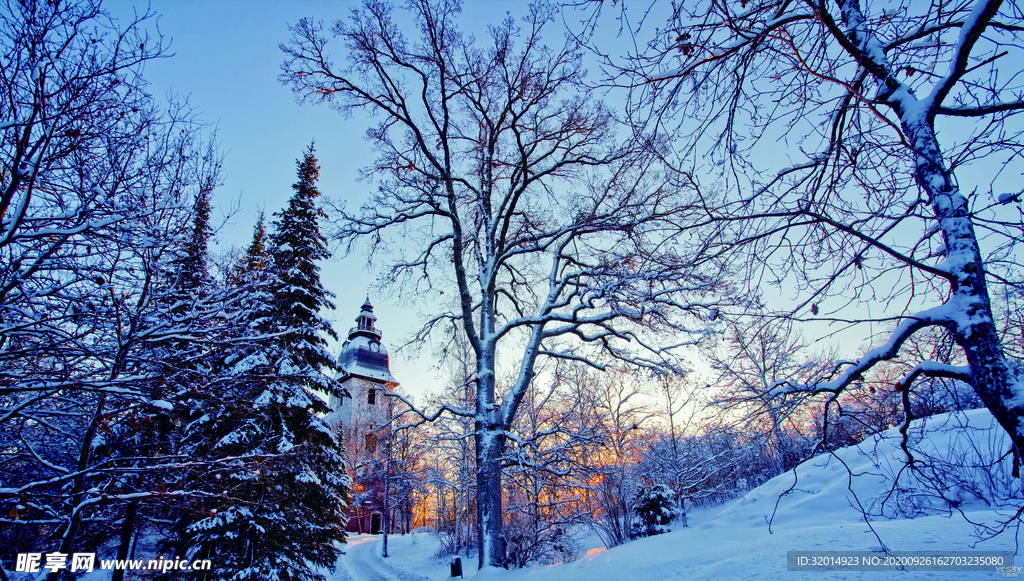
[0,0,228,569]
[576,0,1024,475]
[281,0,721,567]
[705,318,830,471]
[421,335,478,556]
[500,360,610,566]
[584,367,655,547]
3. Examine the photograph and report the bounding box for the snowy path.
[334,535,434,581]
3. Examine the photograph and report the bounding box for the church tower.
[330,297,399,445]
[329,297,401,534]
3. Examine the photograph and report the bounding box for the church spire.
[351,296,382,340]
[337,296,395,383]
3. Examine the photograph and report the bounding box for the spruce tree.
[229,211,270,286]
[177,183,214,294]
[631,484,677,538]
[242,144,349,580]
[166,148,349,581]
[269,143,339,392]
[102,184,224,581]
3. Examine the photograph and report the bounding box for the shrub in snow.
[631,484,677,538]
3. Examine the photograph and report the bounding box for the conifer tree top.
[268,143,338,377]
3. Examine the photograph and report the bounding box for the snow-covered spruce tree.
[150,171,219,434]
[578,0,1024,470]
[174,177,216,296]
[165,152,349,581]
[160,217,266,581]
[282,1,725,568]
[268,144,339,380]
[250,145,349,579]
[94,179,222,581]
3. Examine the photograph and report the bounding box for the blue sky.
[106,0,493,398]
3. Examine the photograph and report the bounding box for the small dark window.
[365,433,378,453]
[367,387,376,405]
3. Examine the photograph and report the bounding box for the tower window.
[367,387,376,405]
[365,433,378,453]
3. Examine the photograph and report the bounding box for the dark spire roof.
[338,297,396,383]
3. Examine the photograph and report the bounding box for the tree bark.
[475,426,507,569]
[895,96,1024,478]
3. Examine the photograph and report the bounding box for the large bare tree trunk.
[475,427,507,569]
[903,116,1024,465]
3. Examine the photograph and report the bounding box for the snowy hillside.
[708,407,1019,530]
[350,409,1023,580]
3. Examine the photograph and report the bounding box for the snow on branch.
[537,349,607,370]
[768,303,954,398]
[927,0,1006,115]
[894,361,973,392]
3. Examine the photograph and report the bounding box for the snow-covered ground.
[342,409,1023,580]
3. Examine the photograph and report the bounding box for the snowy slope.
[707,407,1018,529]
[368,408,1023,580]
